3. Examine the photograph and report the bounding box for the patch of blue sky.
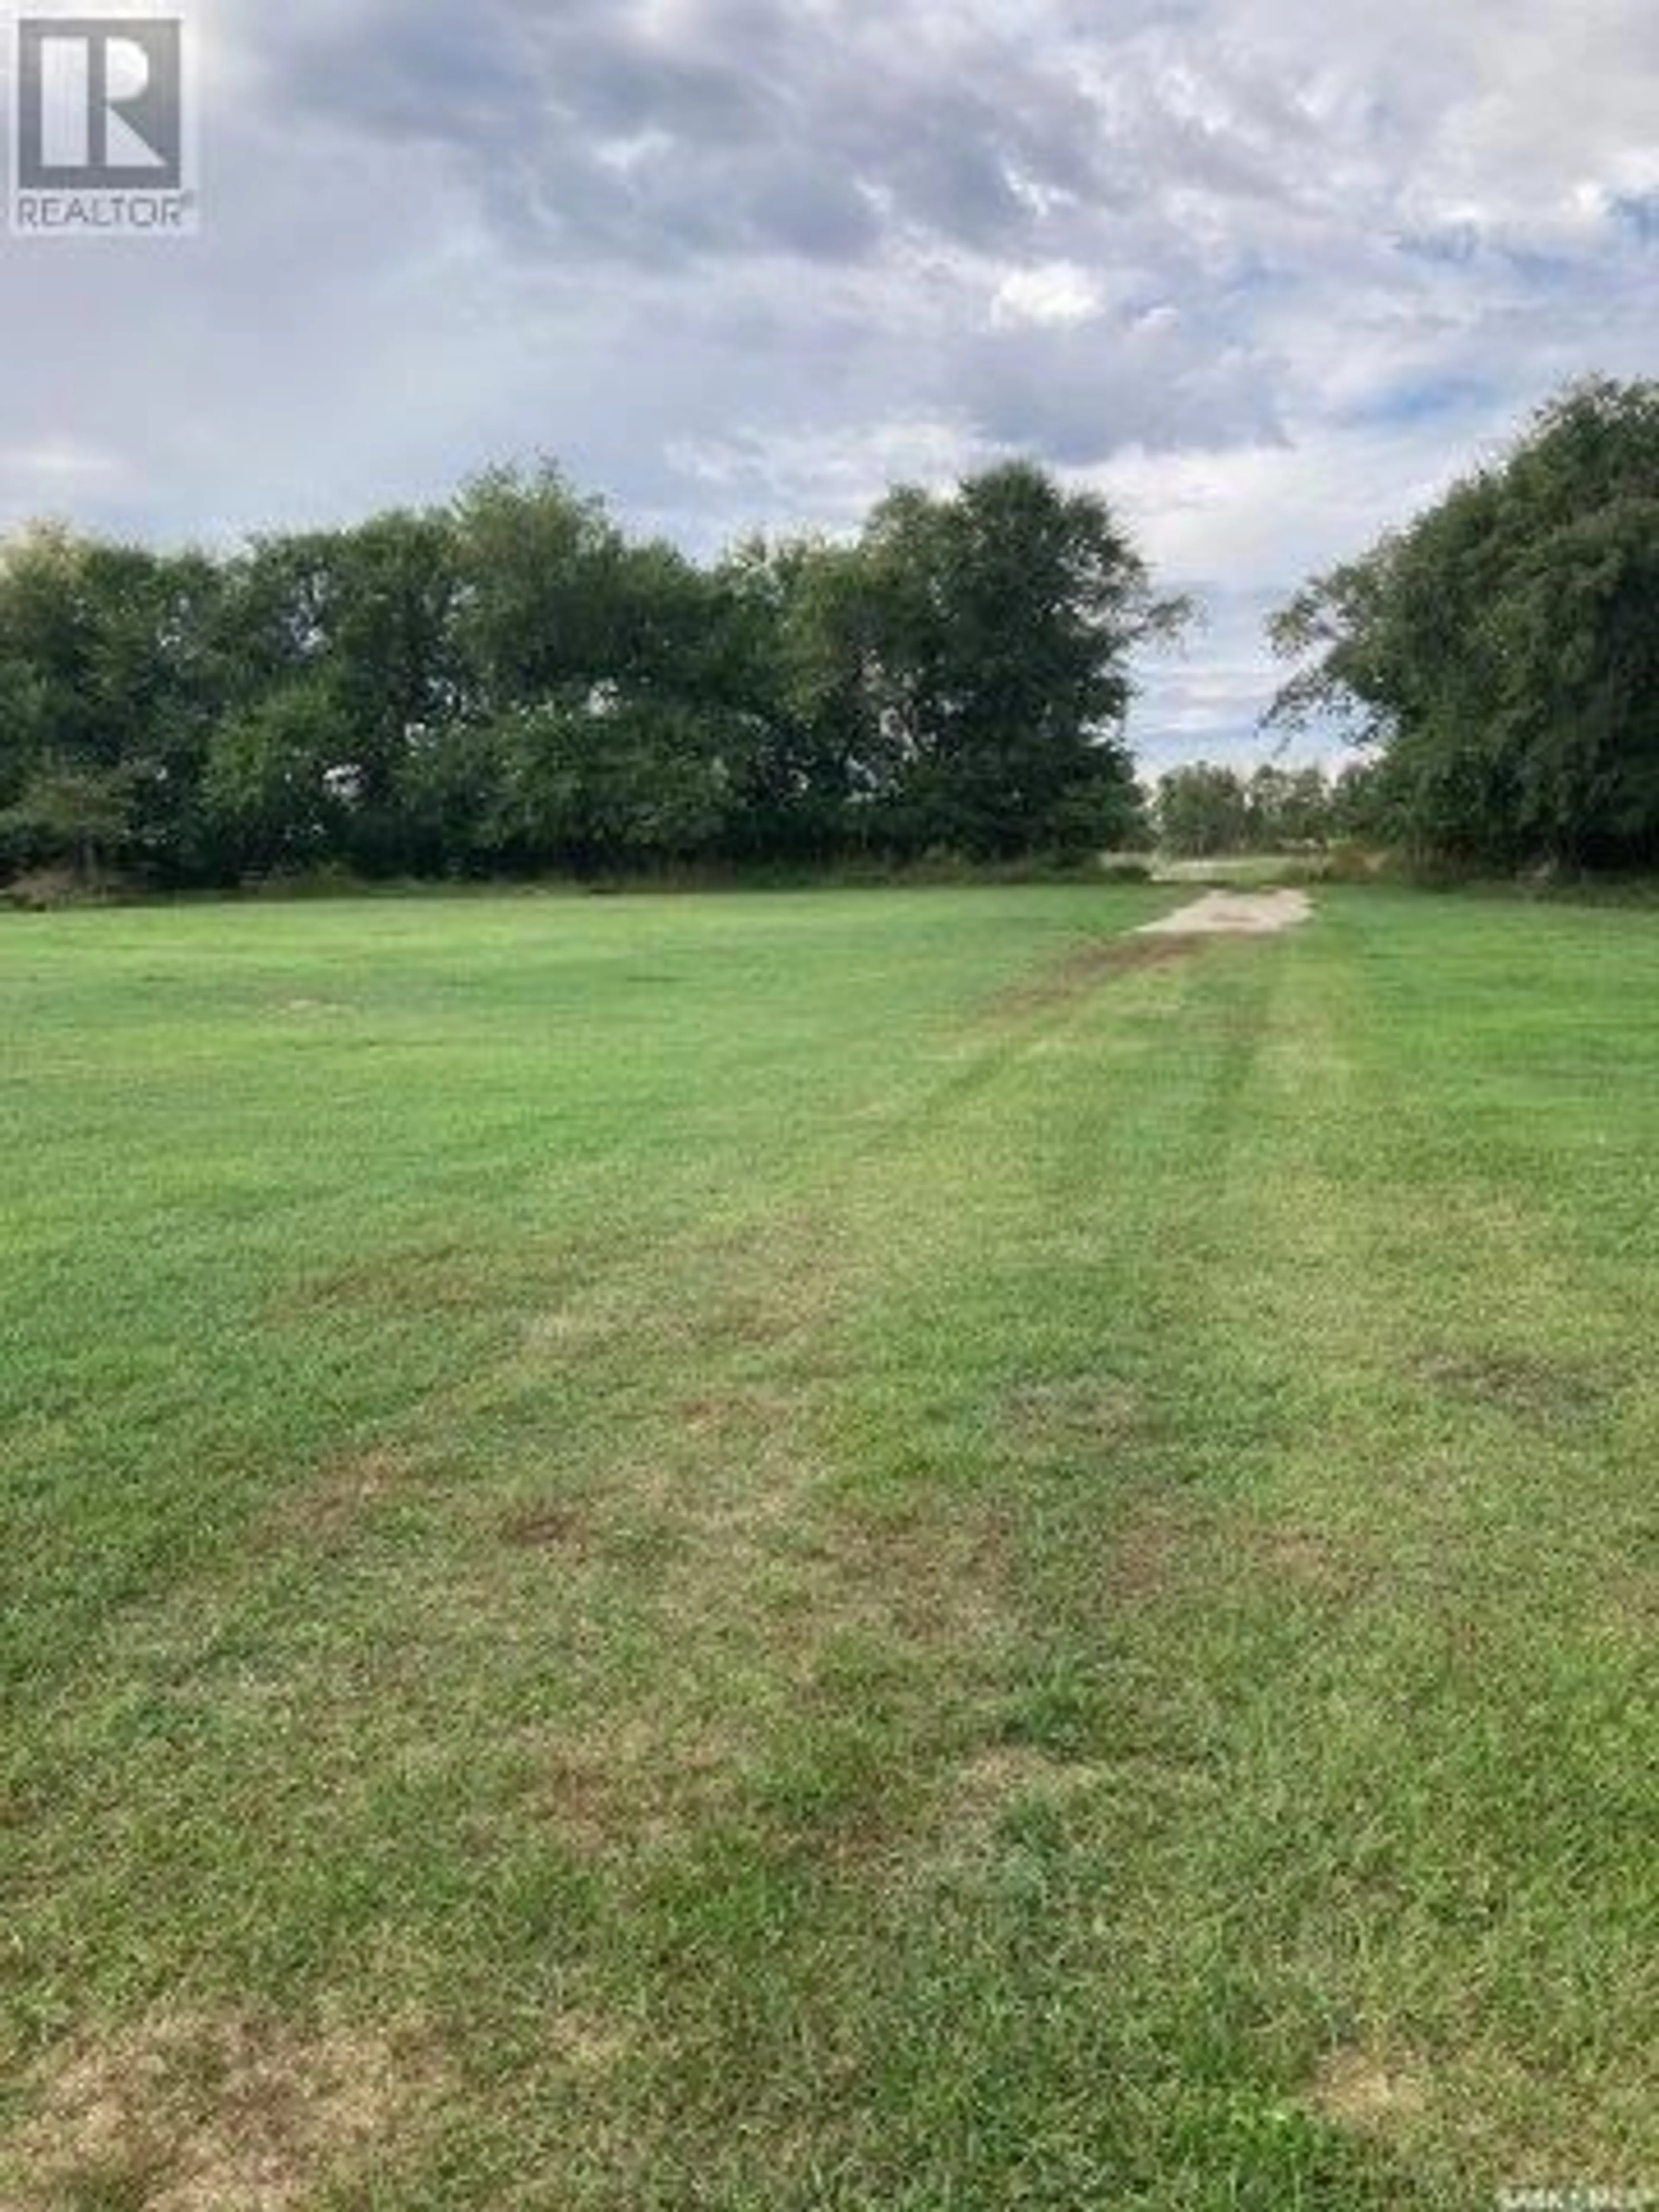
[1342,376,1495,429]
[1608,193,1659,244]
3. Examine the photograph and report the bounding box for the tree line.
[1269,377,1659,871]
[1150,760,1369,858]
[4,374,1655,892]
[0,461,1185,889]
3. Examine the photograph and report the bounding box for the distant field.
[1,885,1654,2209]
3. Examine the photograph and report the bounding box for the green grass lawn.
[1,884,1654,2209]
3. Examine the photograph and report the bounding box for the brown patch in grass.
[914,1744,1112,1880]
[3,2010,441,2211]
[1249,1519,1374,1599]
[500,1501,589,1551]
[1094,1493,1377,1610]
[691,1271,845,1359]
[267,1243,498,1323]
[543,2010,631,2075]
[988,931,1201,1019]
[255,1444,419,1552]
[675,1385,799,1434]
[803,1494,1015,1652]
[512,1486,1020,1859]
[1004,1376,1150,1455]
[1308,2045,1430,2136]
[0,1787,35,1831]
[532,1720,742,1854]
[1092,1495,1200,1608]
[951,1744,1098,1807]
[572,1210,850,1368]
[522,1304,613,1354]
[505,1422,846,1855]
[1419,1346,1613,1424]
[628,1398,821,1567]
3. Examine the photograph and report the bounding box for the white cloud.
[0,0,1653,762]
[991,262,1104,328]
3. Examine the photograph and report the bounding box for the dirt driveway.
[1136,889,1314,938]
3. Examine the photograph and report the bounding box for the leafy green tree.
[849,463,1187,858]
[1155,763,1251,856]
[0,526,232,883]
[0,759,135,881]
[1270,378,1659,868]
[210,515,461,874]
[0,525,102,799]
[1238,763,1334,849]
[394,721,505,877]
[451,464,626,714]
[308,512,462,868]
[0,453,1186,886]
[80,544,229,881]
[200,681,353,875]
[482,691,734,872]
[712,536,884,858]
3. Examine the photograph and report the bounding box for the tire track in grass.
[1116,893,1658,2199]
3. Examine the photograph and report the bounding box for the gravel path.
[1136,889,1314,938]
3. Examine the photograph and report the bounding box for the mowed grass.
[0,884,1654,2209]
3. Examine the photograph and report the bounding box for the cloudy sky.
[2,0,1655,767]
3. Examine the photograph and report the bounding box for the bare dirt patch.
[988,931,1200,1017]
[1136,888,1314,938]
[1308,2045,1430,2136]
[987,890,1314,1019]
[3,2010,441,2211]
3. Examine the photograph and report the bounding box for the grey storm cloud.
[265,0,1116,267]
[0,0,1655,763]
[960,314,1285,465]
